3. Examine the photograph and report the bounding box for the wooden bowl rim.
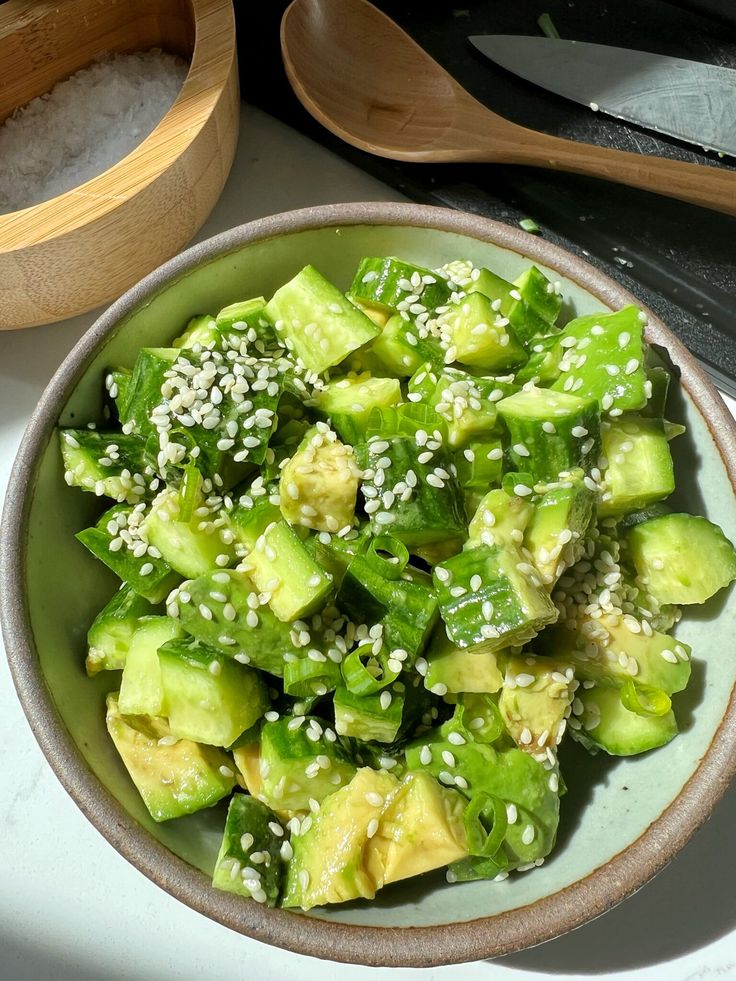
[0,0,235,250]
[3,202,736,967]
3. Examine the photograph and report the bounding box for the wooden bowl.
[3,203,736,966]
[0,0,239,330]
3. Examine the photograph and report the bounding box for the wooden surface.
[281,0,736,218]
[0,0,239,330]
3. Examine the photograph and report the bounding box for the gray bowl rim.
[2,201,736,968]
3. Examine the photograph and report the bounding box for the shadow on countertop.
[497,779,736,974]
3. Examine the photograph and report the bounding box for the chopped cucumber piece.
[355,433,466,550]
[497,385,600,482]
[265,265,380,373]
[118,616,184,717]
[468,266,559,344]
[627,513,736,604]
[349,256,451,315]
[241,519,333,622]
[259,717,356,811]
[76,505,181,604]
[370,312,444,376]
[550,306,647,413]
[215,296,276,349]
[158,635,269,746]
[599,414,674,516]
[467,487,534,550]
[212,794,284,905]
[86,585,155,676]
[173,314,219,350]
[434,544,558,653]
[437,291,527,371]
[143,488,237,579]
[407,362,505,448]
[175,570,299,677]
[334,684,405,743]
[61,428,150,504]
[309,373,402,444]
[523,478,595,587]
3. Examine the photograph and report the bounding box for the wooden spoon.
[281,0,736,217]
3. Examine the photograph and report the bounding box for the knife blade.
[468,35,736,157]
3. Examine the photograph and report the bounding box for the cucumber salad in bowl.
[59,252,736,912]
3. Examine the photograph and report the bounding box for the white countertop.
[2,105,736,981]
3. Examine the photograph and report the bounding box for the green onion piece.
[502,471,535,499]
[178,463,202,523]
[365,535,410,581]
[283,657,342,697]
[463,793,508,859]
[341,643,400,696]
[457,695,505,744]
[620,679,672,718]
[537,12,560,39]
[519,218,540,234]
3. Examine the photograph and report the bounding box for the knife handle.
[478,123,736,218]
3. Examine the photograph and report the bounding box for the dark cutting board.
[235,0,736,396]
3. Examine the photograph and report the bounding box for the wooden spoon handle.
[486,124,736,217]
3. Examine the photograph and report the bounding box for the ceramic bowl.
[0,0,238,330]
[3,203,736,967]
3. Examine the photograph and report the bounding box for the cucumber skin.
[350,256,451,314]
[212,794,284,906]
[86,585,155,676]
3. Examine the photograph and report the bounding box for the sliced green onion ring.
[463,792,509,859]
[341,643,400,695]
[178,463,202,523]
[364,535,409,580]
[620,679,672,718]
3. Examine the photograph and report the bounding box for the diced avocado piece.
[173,314,219,349]
[435,544,558,654]
[425,632,504,694]
[627,513,736,605]
[467,487,534,550]
[60,428,151,504]
[550,306,647,413]
[106,692,235,822]
[212,794,285,906]
[467,266,555,344]
[279,425,360,533]
[406,737,560,867]
[523,478,595,587]
[333,685,405,743]
[281,767,398,910]
[86,584,155,676]
[497,385,601,482]
[265,265,380,373]
[259,717,356,811]
[241,519,333,622]
[233,737,262,798]
[309,373,402,444]
[76,505,181,604]
[437,291,527,371]
[157,636,269,747]
[499,653,574,756]
[370,312,444,376]
[364,771,468,887]
[599,414,674,516]
[142,488,237,579]
[572,684,678,756]
[355,433,467,550]
[407,362,504,448]
[215,296,276,349]
[118,616,184,716]
[545,612,691,694]
[175,570,299,677]
[349,256,452,315]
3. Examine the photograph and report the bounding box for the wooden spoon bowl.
[281,0,736,216]
[0,0,239,330]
